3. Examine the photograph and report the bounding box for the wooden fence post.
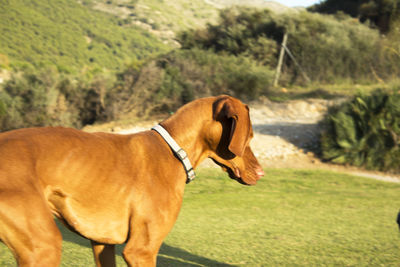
[273,33,288,87]
[282,44,311,84]
[273,32,311,86]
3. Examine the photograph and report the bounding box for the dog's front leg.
[122,220,164,267]
[91,240,116,267]
[123,210,180,267]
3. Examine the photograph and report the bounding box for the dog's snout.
[255,167,264,178]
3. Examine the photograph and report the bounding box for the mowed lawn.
[1,168,399,266]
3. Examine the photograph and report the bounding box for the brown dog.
[0,95,263,266]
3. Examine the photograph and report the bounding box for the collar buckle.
[152,124,196,184]
[176,149,188,161]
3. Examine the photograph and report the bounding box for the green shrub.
[320,89,400,173]
[308,0,400,33]
[179,8,279,66]
[0,70,59,129]
[179,7,394,84]
[0,69,113,131]
[111,49,275,116]
[163,49,274,99]
[283,12,383,83]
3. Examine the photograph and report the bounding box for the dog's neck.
[160,119,208,169]
[160,99,214,169]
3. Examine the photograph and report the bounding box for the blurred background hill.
[0,0,400,134]
[0,0,306,72]
[1,0,400,172]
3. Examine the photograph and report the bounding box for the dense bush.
[283,11,386,83]
[309,0,400,33]
[179,8,280,66]
[320,89,400,173]
[179,7,398,84]
[0,49,274,130]
[110,49,275,116]
[0,69,113,130]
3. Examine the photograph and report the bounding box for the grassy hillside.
[207,0,296,12]
[91,0,217,38]
[88,0,298,46]
[0,0,168,72]
[0,0,298,72]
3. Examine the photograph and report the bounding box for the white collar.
[152,124,195,184]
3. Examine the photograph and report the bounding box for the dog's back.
[0,96,264,266]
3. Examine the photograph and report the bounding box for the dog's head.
[207,96,264,185]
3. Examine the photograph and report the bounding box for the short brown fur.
[0,95,263,266]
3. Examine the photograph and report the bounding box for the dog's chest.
[45,186,131,244]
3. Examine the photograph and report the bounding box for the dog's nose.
[256,167,264,178]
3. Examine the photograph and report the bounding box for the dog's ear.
[214,97,250,157]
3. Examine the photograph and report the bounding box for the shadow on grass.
[56,220,235,266]
[157,244,236,266]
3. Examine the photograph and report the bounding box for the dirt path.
[85,97,400,183]
[248,97,400,183]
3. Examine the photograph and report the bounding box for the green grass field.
[1,168,399,266]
